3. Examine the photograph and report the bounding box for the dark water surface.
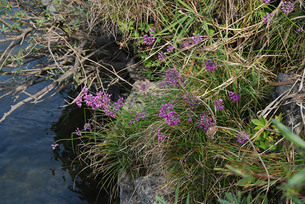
[0,81,96,203]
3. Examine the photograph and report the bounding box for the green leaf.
[251,119,264,127]
[272,120,305,149]
[285,168,305,189]
[156,196,167,204]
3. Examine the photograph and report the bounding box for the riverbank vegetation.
[1,0,305,203]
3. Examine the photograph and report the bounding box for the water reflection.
[0,82,106,203]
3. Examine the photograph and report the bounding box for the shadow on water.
[0,82,115,203]
[51,93,118,204]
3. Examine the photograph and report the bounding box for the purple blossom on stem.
[153,126,166,140]
[205,60,217,71]
[159,103,180,126]
[183,93,201,109]
[262,0,270,4]
[158,52,166,61]
[84,123,90,130]
[75,128,82,136]
[149,27,156,32]
[157,130,165,140]
[141,82,148,93]
[229,91,240,102]
[162,68,186,89]
[76,96,82,108]
[187,113,193,122]
[192,34,203,45]
[166,45,175,54]
[297,28,303,33]
[215,99,224,110]
[263,13,274,24]
[281,1,294,14]
[143,33,155,45]
[183,40,192,47]
[237,131,249,144]
[51,144,59,150]
[197,112,215,133]
[76,87,124,118]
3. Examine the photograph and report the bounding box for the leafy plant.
[252,114,282,151]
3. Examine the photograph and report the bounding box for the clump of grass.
[68,0,305,203]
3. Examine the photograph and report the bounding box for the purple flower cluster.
[262,0,270,3]
[76,85,124,118]
[166,45,175,54]
[129,109,148,125]
[192,34,203,44]
[75,127,82,136]
[159,103,180,126]
[143,27,156,45]
[229,91,240,102]
[263,13,274,24]
[237,131,249,144]
[158,45,175,61]
[215,99,224,110]
[197,112,215,132]
[158,52,166,61]
[281,1,294,14]
[205,60,217,71]
[187,113,193,122]
[159,68,185,89]
[84,123,90,130]
[183,93,201,109]
[297,28,303,33]
[51,144,59,150]
[153,126,166,140]
[184,40,192,47]
[184,34,203,47]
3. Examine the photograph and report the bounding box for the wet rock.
[272,73,305,134]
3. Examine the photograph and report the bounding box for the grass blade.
[272,119,305,149]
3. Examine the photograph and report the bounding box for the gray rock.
[272,73,305,134]
[119,172,171,204]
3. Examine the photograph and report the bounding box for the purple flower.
[263,13,274,24]
[153,127,166,140]
[143,33,156,45]
[187,113,193,122]
[183,40,192,47]
[76,96,82,108]
[297,28,303,33]
[184,93,201,109]
[229,91,240,102]
[262,0,270,3]
[157,129,165,140]
[159,103,180,126]
[215,99,224,110]
[205,60,217,71]
[197,113,215,133]
[237,131,249,144]
[159,68,185,89]
[51,144,59,150]
[141,82,148,93]
[166,45,175,54]
[192,34,203,45]
[158,52,166,61]
[281,1,294,14]
[165,68,185,89]
[149,27,156,32]
[81,85,88,95]
[75,128,82,136]
[84,123,90,130]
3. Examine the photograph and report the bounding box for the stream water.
[0,80,104,203]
